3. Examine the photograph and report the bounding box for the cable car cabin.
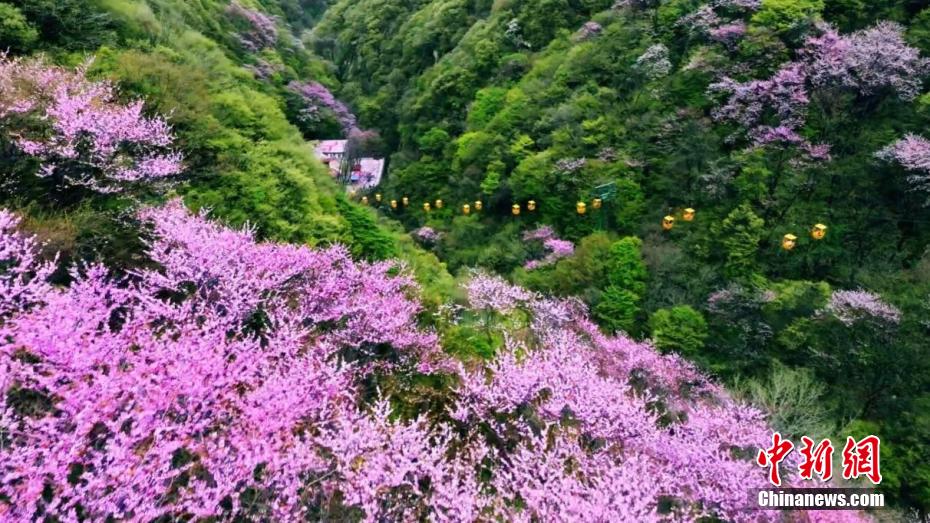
[662,216,675,230]
[683,208,696,222]
[782,234,798,251]
[811,224,827,240]
[577,202,587,215]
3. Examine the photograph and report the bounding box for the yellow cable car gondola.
[512,204,521,216]
[402,196,409,207]
[375,193,382,202]
[782,234,798,251]
[811,224,827,240]
[390,199,398,209]
[423,202,431,212]
[474,200,483,211]
[361,196,369,205]
[592,198,602,210]
[577,201,587,215]
[662,215,675,231]
[528,200,537,211]
[683,208,696,222]
[463,204,471,215]
[435,199,443,209]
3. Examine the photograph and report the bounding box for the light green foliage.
[480,164,503,195]
[751,0,824,34]
[607,237,648,296]
[0,2,37,51]
[467,87,508,129]
[737,365,833,439]
[648,305,708,358]
[716,204,765,282]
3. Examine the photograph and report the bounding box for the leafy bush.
[648,305,708,357]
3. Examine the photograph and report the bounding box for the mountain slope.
[313,0,930,512]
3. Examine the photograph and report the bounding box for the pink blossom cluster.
[710,21,928,159]
[226,2,279,52]
[575,21,603,41]
[454,275,857,521]
[711,0,761,10]
[806,22,930,102]
[413,225,441,245]
[709,21,748,46]
[824,289,902,326]
[521,225,555,242]
[0,56,182,193]
[710,62,830,158]
[522,226,574,270]
[465,270,533,314]
[678,5,721,33]
[554,157,586,173]
[876,133,930,196]
[0,200,445,520]
[0,203,870,521]
[288,81,358,131]
[0,210,56,319]
[245,59,283,80]
[677,1,754,46]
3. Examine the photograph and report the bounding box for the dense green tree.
[0,2,37,52]
[648,305,708,358]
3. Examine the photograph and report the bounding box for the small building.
[313,139,385,190]
[314,140,347,175]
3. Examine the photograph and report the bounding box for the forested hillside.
[312,0,930,513]
[0,0,452,293]
[0,0,926,520]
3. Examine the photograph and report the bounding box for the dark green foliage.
[594,285,640,333]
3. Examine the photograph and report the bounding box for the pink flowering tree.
[288,80,358,132]
[0,210,55,319]
[0,200,446,520]
[709,20,928,163]
[823,289,902,327]
[805,22,930,101]
[0,56,182,193]
[522,226,574,270]
[413,225,441,246]
[0,203,871,521]
[226,1,279,52]
[876,133,930,199]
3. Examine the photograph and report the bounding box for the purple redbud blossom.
[824,289,902,326]
[806,22,930,101]
[0,56,182,192]
[226,2,279,52]
[0,203,872,522]
[288,80,358,132]
[876,133,930,197]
